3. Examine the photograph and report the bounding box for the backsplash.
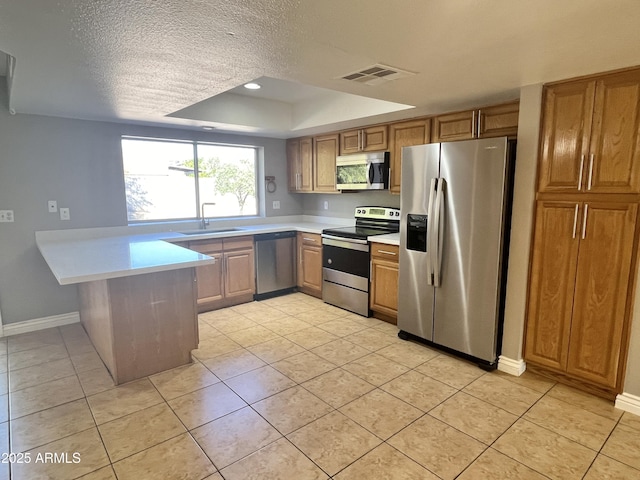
[302,191,400,218]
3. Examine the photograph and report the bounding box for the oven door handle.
[321,235,370,252]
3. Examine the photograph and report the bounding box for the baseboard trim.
[2,312,80,337]
[615,392,640,416]
[497,355,526,376]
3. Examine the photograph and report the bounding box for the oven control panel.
[354,206,400,220]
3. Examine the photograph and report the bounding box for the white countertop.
[36,218,350,285]
[36,232,215,285]
[368,232,400,246]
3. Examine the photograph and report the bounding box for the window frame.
[122,135,262,224]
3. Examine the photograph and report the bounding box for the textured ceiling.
[1,0,640,137]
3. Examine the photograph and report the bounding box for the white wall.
[500,84,543,361]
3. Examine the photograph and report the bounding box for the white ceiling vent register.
[340,64,415,86]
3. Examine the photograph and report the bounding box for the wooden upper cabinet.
[524,201,580,371]
[566,202,638,388]
[432,110,475,143]
[287,137,313,192]
[287,138,299,192]
[588,70,640,194]
[314,134,339,192]
[538,81,597,192]
[538,68,640,194]
[339,125,388,155]
[388,118,431,195]
[478,102,519,138]
[432,103,519,143]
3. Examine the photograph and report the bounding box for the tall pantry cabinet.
[525,67,640,397]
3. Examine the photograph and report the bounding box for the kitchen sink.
[180,228,244,235]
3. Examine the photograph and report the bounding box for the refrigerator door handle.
[433,177,445,287]
[426,178,437,285]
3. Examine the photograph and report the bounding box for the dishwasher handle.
[253,231,297,241]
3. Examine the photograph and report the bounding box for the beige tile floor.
[1,292,639,479]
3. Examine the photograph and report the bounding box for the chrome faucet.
[201,203,216,229]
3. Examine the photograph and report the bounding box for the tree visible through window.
[122,137,257,222]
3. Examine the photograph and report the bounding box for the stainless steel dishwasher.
[254,231,297,300]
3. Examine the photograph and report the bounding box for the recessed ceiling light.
[244,83,261,90]
[202,126,215,131]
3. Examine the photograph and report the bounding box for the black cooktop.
[322,225,393,240]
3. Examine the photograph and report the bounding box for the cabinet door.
[478,102,519,138]
[524,201,581,371]
[299,137,313,192]
[388,119,431,195]
[432,110,475,142]
[567,202,638,388]
[340,129,362,155]
[538,81,595,192]
[587,70,640,193]
[224,248,255,298]
[195,253,224,305]
[362,125,388,152]
[301,245,322,292]
[370,258,399,318]
[314,134,339,192]
[287,138,300,192]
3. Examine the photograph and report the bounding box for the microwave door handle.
[367,161,374,186]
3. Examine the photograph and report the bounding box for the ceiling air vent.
[340,64,415,86]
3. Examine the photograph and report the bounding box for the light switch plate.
[323,201,329,210]
[60,207,70,221]
[0,210,15,222]
[48,200,58,213]
[272,200,280,209]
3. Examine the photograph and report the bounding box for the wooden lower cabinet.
[525,200,638,393]
[370,242,399,323]
[78,268,198,385]
[224,247,255,299]
[297,232,322,298]
[189,236,255,312]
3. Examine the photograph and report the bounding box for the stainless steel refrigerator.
[398,137,513,368]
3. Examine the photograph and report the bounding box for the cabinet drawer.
[299,233,322,247]
[223,236,254,251]
[189,239,223,254]
[371,243,399,260]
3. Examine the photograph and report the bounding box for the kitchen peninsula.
[35,219,350,384]
[36,229,214,385]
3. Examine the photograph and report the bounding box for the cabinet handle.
[578,155,585,191]
[377,250,397,256]
[582,204,589,239]
[572,204,579,239]
[477,109,482,137]
[472,111,477,138]
[303,237,316,243]
[587,154,594,190]
[359,130,363,151]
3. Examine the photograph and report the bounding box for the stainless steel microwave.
[335,151,389,190]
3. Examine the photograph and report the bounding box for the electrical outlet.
[272,200,280,210]
[48,200,58,213]
[323,201,329,210]
[60,207,70,221]
[0,210,14,222]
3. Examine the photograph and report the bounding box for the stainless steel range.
[322,206,400,316]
